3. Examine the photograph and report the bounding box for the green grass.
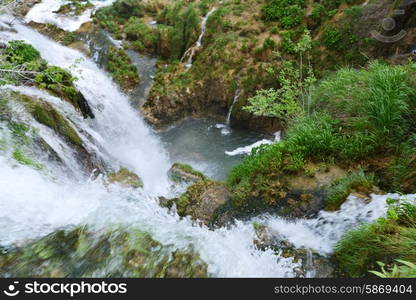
[227,61,416,213]
[106,46,140,91]
[313,61,416,146]
[95,0,201,60]
[325,171,375,211]
[370,260,416,278]
[335,199,416,277]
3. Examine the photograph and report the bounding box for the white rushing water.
[0,14,171,193]
[184,7,217,68]
[0,3,414,277]
[226,132,281,156]
[226,88,241,126]
[25,0,116,32]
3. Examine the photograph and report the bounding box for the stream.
[0,1,415,278]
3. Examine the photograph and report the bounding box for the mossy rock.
[253,224,334,278]
[168,163,206,184]
[54,0,94,16]
[161,179,230,226]
[28,22,78,46]
[1,40,94,119]
[16,93,83,147]
[108,167,144,189]
[0,226,207,278]
[2,90,103,174]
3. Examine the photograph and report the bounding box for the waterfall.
[25,0,116,32]
[214,87,240,136]
[0,14,171,193]
[0,3,414,278]
[226,88,241,126]
[183,7,217,68]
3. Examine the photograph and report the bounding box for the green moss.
[29,22,77,46]
[12,148,43,170]
[0,226,207,278]
[175,180,213,217]
[55,0,94,16]
[108,167,143,189]
[325,171,375,211]
[169,179,225,219]
[8,122,30,144]
[3,40,40,64]
[17,95,83,147]
[106,46,140,91]
[169,163,206,183]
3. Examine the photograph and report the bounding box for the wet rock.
[4,91,104,174]
[168,163,206,184]
[253,224,334,278]
[0,227,208,278]
[108,168,144,189]
[77,92,95,119]
[161,180,230,226]
[217,164,348,223]
[12,0,40,18]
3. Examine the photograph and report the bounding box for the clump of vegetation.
[29,22,77,46]
[106,46,140,91]
[12,149,43,170]
[245,30,314,120]
[54,0,94,16]
[108,167,143,189]
[228,61,416,213]
[28,99,83,147]
[386,139,416,193]
[168,162,207,184]
[0,226,208,277]
[3,40,40,64]
[335,198,416,277]
[262,0,306,29]
[325,171,375,211]
[3,120,44,170]
[370,260,416,278]
[94,0,201,60]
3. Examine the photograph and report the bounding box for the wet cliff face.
[139,0,416,131]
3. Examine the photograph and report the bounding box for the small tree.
[244,30,315,119]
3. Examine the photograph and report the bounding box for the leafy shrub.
[322,27,357,52]
[244,88,302,119]
[262,0,306,29]
[4,40,40,64]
